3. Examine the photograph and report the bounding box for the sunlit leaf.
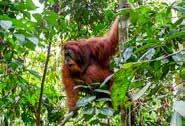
[21,112,34,123]
[14,34,25,44]
[139,48,155,61]
[27,37,39,45]
[173,6,185,13]
[123,47,133,61]
[172,54,185,65]
[74,85,91,90]
[0,20,12,30]
[132,82,151,101]
[96,98,112,102]
[83,108,95,115]
[167,31,185,40]
[130,80,144,88]
[25,37,39,50]
[173,17,185,26]
[9,60,23,70]
[111,64,134,110]
[180,67,185,79]
[100,74,113,88]
[44,10,58,26]
[76,96,96,108]
[170,112,182,126]
[15,0,37,10]
[28,69,41,78]
[98,108,114,117]
[94,89,110,95]
[173,101,185,117]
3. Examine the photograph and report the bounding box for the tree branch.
[137,49,185,64]
[36,41,52,126]
[60,111,74,126]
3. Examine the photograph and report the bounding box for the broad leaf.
[9,60,23,70]
[167,31,185,40]
[132,82,151,101]
[111,63,135,110]
[173,101,185,117]
[170,112,182,126]
[27,37,39,45]
[14,34,26,44]
[123,47,133,61]
[0,20,12,30]
[180,67,185,79]
[98,108,114,117]
[28,69,41,78]
[15,0,37,10]
[172,54,185,65]
[173,6,185,13]
[130,80,144,88]
[139,48,155,61]
[25,37,39,50]
[76,96,96,108]
[83,108,95,115]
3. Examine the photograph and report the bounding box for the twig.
[117,49,185,69]
[137,49,185,64]
[60,111,74,126]
[36,41,52,126]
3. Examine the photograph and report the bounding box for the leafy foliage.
[0,0,184,125]
[111,1,185,125]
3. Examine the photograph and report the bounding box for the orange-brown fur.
[62,18,119,111]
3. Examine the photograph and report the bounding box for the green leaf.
[32,14,42,23]
[152,61,163,80]
[21,112,34,123]
[14,0,37,10]
[180,67,185,79]
[134,39,162,54]
[44,10,59,26]
[130,80,144,88]
[90,119,100,125]
[132,82,151,101]
[173,6,185,13]
[28,69,41,78]
[14,34,26,44]
[172,54,185,65]
[173,17,185,26]
[123,47,133,61]
[111,63,135,110]
[83,108,95,115]
[170,112,182,126]
[95,98,112,102]
[167,31,185,40]
[139,48,155,61]
[48,0,55,4]
[24,37,39,50]
[0,20,12,30]
[27,37,38,45]
[76,96,96,108]
[0,15,36,32]
[9,60,23,70]
[98,108,114,117]
[173,101,185,117]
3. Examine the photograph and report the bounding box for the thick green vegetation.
[0,0,184,125]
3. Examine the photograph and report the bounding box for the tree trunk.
[118,0,131,126]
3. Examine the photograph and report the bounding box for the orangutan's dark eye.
[68,63,73,67]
